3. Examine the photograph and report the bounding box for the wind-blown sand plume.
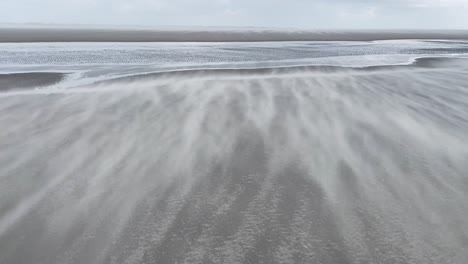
[0,57,467,263]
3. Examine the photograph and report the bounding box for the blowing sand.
[1,39,468,264]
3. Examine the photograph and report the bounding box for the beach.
[0,39,467,264]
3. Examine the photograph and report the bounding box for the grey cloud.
[0,0,467,29]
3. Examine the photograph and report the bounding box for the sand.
[1,57,468,263]
[1,39,468,264]
[0,72,65,91]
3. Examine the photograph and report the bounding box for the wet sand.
[0,72,65,91]
[1,27,468,42]
[87,57,459,83]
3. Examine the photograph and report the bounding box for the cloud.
[0,0,467,29]
[408,0,468,7]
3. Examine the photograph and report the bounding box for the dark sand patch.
[0,72,66,92]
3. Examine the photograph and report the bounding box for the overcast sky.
[1,0,467,29]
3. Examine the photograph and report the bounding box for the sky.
[1,0,468,29]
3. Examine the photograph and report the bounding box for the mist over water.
[1,42,468,264]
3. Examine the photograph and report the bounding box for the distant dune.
[1,26,468,42]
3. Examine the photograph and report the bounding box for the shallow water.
[0,41,468,264]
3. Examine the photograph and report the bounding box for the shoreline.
[1,28,468,42]
[2,57,465,93]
